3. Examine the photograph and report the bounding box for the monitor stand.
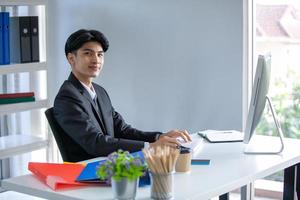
[244,96,285,154]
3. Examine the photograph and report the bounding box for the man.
[54,29,191,161]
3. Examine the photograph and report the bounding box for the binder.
[10,16,31,63]
[0,12,10,65]
[0,92,34,99]
[30,16,39,62]
[0,13,4,64]
[28,162,91,190]
[0,96,35,104]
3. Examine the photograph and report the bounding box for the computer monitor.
[243,54,284,154]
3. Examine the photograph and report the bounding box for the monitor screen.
[243,54,271,144]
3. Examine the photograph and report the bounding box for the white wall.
[48,0,243,133]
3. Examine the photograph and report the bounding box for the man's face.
[67,41,104,83]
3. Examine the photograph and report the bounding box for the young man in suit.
[54,29,191,161]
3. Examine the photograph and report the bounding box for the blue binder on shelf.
[76,151,150,187]
[0,14,2,64]
[0,12,10,65]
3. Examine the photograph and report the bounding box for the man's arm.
[111,109,192,148]
[97,86,191,147]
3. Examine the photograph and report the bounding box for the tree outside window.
[255,1,300,182]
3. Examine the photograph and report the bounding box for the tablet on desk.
[198,130,243,143]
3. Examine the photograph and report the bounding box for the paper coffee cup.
[175,146,192,172]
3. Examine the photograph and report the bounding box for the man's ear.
[66,52,75,66]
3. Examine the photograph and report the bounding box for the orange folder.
[28,162,90,190]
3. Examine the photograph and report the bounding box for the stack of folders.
[28,151,150,191]
[0,12,40,65]
[0,92,35,104]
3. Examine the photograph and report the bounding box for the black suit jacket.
[53,73,161,161]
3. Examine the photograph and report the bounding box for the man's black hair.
[65,29,109,56]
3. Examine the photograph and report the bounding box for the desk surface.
[3,135,300,200]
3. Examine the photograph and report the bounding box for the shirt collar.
[79,81,97,100]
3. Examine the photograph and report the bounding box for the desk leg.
[241,183,254,200]
[283,164,296,200]
[297,164,300,200]
[219,193,229,200]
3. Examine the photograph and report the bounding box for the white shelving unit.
[0,0,47,6]
[0,0,49,161]
[0,99,48,115]
[0,62,47,75]
[0,135,48,159]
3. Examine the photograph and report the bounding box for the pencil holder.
[150,172,174,200]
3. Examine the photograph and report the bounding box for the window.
[254,0,300,140]
[250,0,300,196]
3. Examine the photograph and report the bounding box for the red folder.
[28,162,90,190]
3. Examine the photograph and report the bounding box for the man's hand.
[164,130,192,142]
[150,130,192,148]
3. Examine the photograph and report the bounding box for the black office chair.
[45,107,91,162]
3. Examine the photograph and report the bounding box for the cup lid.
[179,146,191,154]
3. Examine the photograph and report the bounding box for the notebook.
[198,130,243,143]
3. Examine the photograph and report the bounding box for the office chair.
[45,107,91,162]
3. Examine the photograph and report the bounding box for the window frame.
[243,0,254,131]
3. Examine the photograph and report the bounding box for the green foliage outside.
[255,70,300,182]
[256,78,300,138]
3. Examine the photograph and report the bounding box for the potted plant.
[96,150,147,200]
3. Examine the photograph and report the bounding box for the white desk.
[2,135,300,200]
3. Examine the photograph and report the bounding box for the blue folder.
[0,12,10,65]
[76,159,106,183]
[76,151,150,187]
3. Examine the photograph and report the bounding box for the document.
[198,130,243,143]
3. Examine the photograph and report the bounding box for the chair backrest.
[45,107,90,162]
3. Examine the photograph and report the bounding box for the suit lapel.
[68,73,107,134]
[93,87,113,137]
